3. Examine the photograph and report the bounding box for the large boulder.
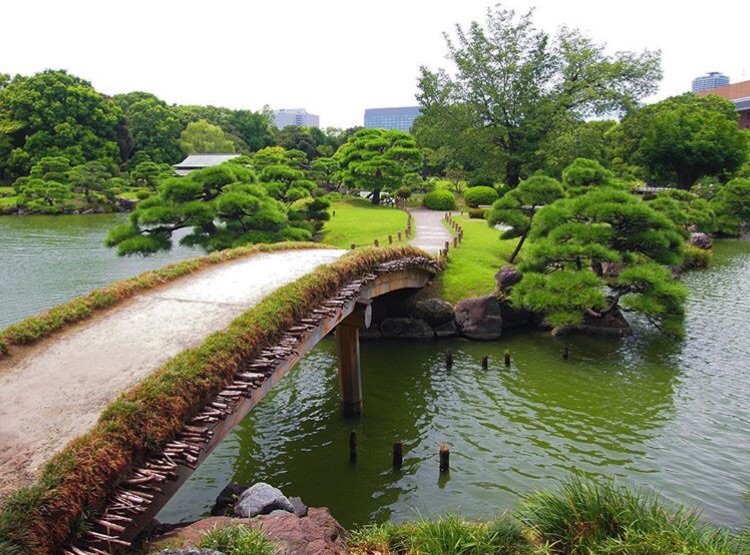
[455,296,503,340]
[495,266,522,293]
[689,232,713,250]
[409,298,454,327]
[498,299,535,329]
[164,509,347,555]
[234,482,295,518]
[434,320,459,338]
[552,306,631,337]
[380,318,435,339]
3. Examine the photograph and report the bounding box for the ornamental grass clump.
[198,524,277,555]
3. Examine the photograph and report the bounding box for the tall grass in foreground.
[520,478,742,555]
[197,524,277,555]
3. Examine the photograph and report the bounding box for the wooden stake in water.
[445,349,453,368]
[562,345,570,360]
[504,351,511,367]
[481,355,489,369]
[393,441,403,469]
[439,444,450,473]
[349,431,358,463]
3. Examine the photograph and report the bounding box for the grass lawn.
[0,186,15,197]
[434,215,518,303]
[0,196,18,207]
[320,199,408,249]
[118,191,142,200]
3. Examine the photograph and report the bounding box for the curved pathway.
[408,208,455,254]
[0,248,344,499]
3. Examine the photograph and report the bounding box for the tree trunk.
[508,232,527,263]
[506,158,522,188]
[371,189,381,205]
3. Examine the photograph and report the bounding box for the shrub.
[464,186,499,207]
[136,189,150,200]
[468,173,495,188]
[683,244,712,269]
[562,158,613,189]
[423,189,456,211]
[395,186,412,200]
[198,524,277,555]
[468,208,489,219]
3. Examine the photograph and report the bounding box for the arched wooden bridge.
[0,248,439,554]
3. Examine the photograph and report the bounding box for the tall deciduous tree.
[0,70,125,179]
[416,6,661,187]
[612,93,749,189]
[179,119,236,155]
[336,129,421,204]
[114,92,184,165]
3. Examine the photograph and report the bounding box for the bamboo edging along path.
[349,210,414,251]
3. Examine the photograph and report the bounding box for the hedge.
[464,186,499,208]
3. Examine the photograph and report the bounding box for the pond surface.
[161,241,750,530]
[0,214,197,328]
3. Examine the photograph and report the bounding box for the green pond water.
[0,215,748,530]
[160,241,750,530]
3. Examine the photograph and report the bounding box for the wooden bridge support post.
[336,302,371,416]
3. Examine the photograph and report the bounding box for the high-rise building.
[364,106,421,132]
[273,108,319,129]
[691,72,730,93]
[697,79,750,129]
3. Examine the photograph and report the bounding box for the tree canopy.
[336,128,421,204]
[179,119,236,155]
[416,6,662,187]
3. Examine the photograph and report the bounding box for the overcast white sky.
[2,0,747,128]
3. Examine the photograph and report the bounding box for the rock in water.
[455,296,504,340]
[409,298,455,327]
[434,320,459,338]
[233,483,295,518]
[379,318,435,339]
[689,232,713,250]
[211,483,247,516]
[289,496,308,517]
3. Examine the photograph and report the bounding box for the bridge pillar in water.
[336,301,372,416]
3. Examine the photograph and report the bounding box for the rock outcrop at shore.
[455,295,504,340]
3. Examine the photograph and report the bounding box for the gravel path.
[408,208,455,254]
[0,248,344,500]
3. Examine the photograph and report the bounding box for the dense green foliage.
[463,185,499,207]
[423,189,457,210]
[488,175,565,262]
[710,178,750,236]
[179,119,236,155]
[612,94,748,189]
[336,128,421,204]
[416,6,661,187]
[0,70,125,180]
[106,149,330,255]
[113,92,184,165]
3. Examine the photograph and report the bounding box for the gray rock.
[689,232,713,250]
[553,306,631,337]
[289,496,308,517]
[434,320,459,338]
[409,298,455,327]
[156,550,225,555]
[499,299,535,329]
[380,318,435,339]
[233,482,295,518]
[495,266,522,292]
[455,295,504,340]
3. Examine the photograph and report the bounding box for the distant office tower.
[273,108,319,129]
[364,106,421,131]
[692,72,730,93]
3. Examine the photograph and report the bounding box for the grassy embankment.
[0,246,434,555]
[349,479,747,555]
[434,214,518,304]
[320,198,409,249]
[0,242,327,359]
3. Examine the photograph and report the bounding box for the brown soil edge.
[0,241,328,362]
[0,245,438,555]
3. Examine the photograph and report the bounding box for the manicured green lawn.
[118,191,142,200]
[320,199,408,249]
[434,215,518,303]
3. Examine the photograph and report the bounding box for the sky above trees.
[2,0,746,128]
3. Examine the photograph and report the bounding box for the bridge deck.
[0,248,344,500]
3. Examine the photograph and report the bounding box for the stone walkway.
[408,208,455,254]
[0,248,344,499]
